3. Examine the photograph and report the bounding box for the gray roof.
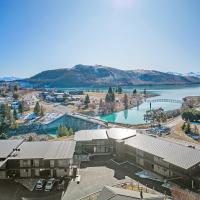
[97,186,164,200]
[9,140,76,160]
[74,129,108,141]
[124,134,200,170]
[0,139,23,159]
[107,128,137,140]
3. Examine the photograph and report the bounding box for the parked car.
[45,178,55,191]
[35,179,46,190]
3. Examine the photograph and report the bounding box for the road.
[164,115,183,128]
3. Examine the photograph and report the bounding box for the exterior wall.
[20,160,31,168]
[75,140,110,155]
[0,171,6,179]
[115,142,185,178]
[56,168,69,177]
[2,158,74,179]
[115,141,125,160]
[20,169,31,177]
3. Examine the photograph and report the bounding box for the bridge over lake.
[146,98,183,104]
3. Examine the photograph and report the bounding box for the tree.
[184,122,191,134]
[34,101,41,115]
[105,87,115,103]
[0,104,12,133]
[144,108,167,125]
[18,101,24,114]
[181,109,200,122]
[40,105,45,117]
[181,122,186,130]
[13,85,18,92]
[108,86,113,94]
[84,94,90,108]
[68,128,74,135]
[56,125,73,137]
[13,92,19,100]
[123,94,128,109]
[133,89,137,95]
[116,86,122,94]
[28,135,34,141]
[143,88,147,97]
[13,109,17,120]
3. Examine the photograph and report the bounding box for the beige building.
[0,140,76,179]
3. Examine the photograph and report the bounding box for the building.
[97,186,165,200]
[74,128,200,189]
[74,129,110,155]
[0,140,76,179]
[0,139,23,179]
[116,133,200,188]
[74,128,136,156]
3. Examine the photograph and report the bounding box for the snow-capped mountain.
[0,77,21,81]
[186,72,200,78]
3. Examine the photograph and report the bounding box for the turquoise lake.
[96,84,200,125]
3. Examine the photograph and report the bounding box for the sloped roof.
[8,140,76,160]
[97,186,164,200]
[107,128,137,140]
[124,133,200,170]
[74,129,108,141]
[0,139,23,159]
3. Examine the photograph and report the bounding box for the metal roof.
[97,186,164,200]
[74,129,108,141]
[124,134,200,170]
[9,140,76,160]
[0,139,23,159]
[107,128,137,140]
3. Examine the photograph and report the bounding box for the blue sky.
[0,0,200,77]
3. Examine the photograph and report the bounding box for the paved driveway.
[62,164,139,200]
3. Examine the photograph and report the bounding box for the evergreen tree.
[18,101,24,114]
[13,109,17,120]
[105,87,115,103]
[118,86,122,94]
[34,101,41,115]
[84,94,90,108]
[40,105,45,116]
[108,86,113,94]
[68,128,74,135]
[13,85,18,92]
[143,88,147,96]
[57,125,70,137]
[185,122,191,134]
[133,89,137,94]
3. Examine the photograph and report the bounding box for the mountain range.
[23,64,200,87]
[0,76,21,82]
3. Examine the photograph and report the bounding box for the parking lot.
[62,159,170,200]
[0,178,68,200]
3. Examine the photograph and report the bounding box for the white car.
[35,179,46,190]
[45,178,55,191]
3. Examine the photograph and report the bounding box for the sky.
[0,0,200,77]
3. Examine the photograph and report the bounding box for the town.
[0,80,200,200]
[1,0,200,200]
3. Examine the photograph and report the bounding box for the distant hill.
[25,64,200,87]
[0,76,21,81]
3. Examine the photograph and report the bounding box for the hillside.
[25,64,200,87]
